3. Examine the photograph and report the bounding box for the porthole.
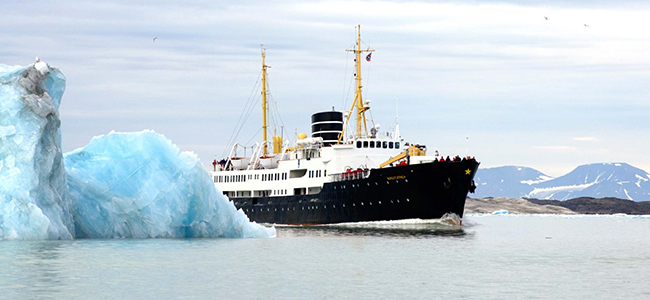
[386,181,389,184]
[353,203,356,206]
[367,183,370,186]
[405,179,409,183]
[378,201,382,204]
[375,182,378,185]
[407,198,410,202]
[397,200,400,203]
[361,202,364,206]
[391,200,394,203]
[342,204,346,207]
[369,202,372,205]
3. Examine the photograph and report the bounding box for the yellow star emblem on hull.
[465,169,472,175]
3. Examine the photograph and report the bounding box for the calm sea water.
[1,214,649,299]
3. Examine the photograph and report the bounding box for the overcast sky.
[2,0,649,176]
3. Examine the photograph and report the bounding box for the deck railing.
[329,169,370,182]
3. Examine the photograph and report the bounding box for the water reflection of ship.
[210,25,479,225]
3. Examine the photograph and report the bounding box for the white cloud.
[573,137,598,141]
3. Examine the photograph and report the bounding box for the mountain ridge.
[474,163,650,201]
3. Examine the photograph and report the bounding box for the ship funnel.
[311,111,343,146]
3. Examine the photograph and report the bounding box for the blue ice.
[0,62,74,240]
[0,62,274,239]
[66,130,275,238]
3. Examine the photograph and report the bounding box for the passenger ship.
[210,26,479,225]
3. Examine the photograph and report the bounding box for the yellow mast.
[342,25,374,141]
[261,45,270,155]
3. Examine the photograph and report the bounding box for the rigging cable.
[221,70,263,157]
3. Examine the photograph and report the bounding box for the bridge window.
[356,141,362,148]
[389,142,394,149]
[363,141,368,148]
[383,141,388,149]
[395,142,400,149]
[369,141,375,148]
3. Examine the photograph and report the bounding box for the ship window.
[275,173,279,180]
[383,141,388,149]
[389,142,394,149]
[369,141,375,148]
[356,141,362,148]
[395,142,400,149]
[363,141,368,148]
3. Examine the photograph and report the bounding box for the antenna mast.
[341,25,374,141]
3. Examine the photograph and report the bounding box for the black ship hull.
[231,159,479,225]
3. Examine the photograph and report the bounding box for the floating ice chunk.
[492,210,509,215]
[0,62,74,240]
[65,130,275,238]
[1,61,274,240]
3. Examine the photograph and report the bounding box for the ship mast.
[261,45,270,155]
[342,25,374,141]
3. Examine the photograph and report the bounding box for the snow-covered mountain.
[474,163,650,201]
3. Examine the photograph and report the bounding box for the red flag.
[366,53,372,62]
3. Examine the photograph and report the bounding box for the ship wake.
[274,214,465,237]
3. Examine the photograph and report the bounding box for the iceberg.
[1,61,275,239]
[65,130,275,238]
[0,62,74,240]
